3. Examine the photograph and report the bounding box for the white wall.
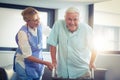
[94,0,120,14]
[94,0,120,27]
[94,11,120,27]
[0,8,24,47]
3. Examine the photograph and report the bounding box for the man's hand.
[89,63,96,70]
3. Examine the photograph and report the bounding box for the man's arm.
[50,45,57,68]
[89,49,97,69]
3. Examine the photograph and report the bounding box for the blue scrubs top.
[14,25,44,79]
[47,20,93,79]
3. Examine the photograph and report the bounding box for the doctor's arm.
[18,31,53,70]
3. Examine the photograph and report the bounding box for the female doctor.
[13,7,53,80]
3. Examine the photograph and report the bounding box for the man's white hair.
[65,7,80,14]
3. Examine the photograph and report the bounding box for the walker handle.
[52,67,57,78]
[90,68,94,79]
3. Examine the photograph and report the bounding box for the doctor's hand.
[44,61,53,70]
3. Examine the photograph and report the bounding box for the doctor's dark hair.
[21,7,39,22]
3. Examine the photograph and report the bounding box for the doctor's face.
[65,12,79,33]
[27,14,40,29]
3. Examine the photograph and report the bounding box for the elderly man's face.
[65,12,79,32]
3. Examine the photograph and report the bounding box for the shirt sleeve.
[47,21,59,46]
[86,25,94,50]
[17,31,32,58]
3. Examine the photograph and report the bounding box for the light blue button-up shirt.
[47,20,93,79]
